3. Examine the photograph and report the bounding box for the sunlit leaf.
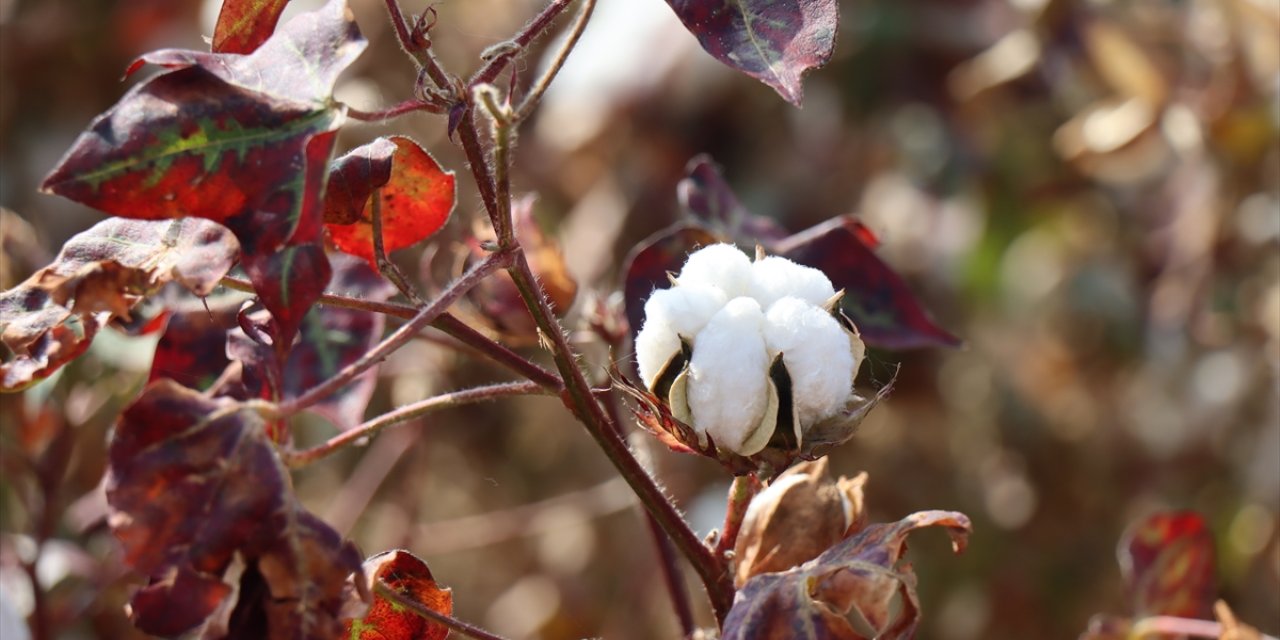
[344,550,453,640]
[106,380,361,637]
[663,0,839,106]
[1120,511,1216,620]
[724,510,971,640]
[213,0,292,54]
[0,218,238,391]
[324,136,456,266]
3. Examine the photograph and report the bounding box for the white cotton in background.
[676,244,754,298]
[750,256,837,310]
[764,297,855,426]
[687,298,771,454]
[635,284,728,387]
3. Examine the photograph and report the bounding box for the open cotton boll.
[688,297,771,454]
[749,256,836,311]
[635,284,728,387]
[676,243,754,298]
[764,297,855,427]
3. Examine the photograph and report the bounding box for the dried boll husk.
[733,458,868,587]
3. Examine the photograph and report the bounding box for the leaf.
[324,136,456,266]
[213,0,292,54]
[281,254,395,427]
[148,292,243,391]
[345,550,453,640]
[663,0,839,106]
[42,0,364,258]
[1,218,238,391]
[678,154,788,244]
[242,242,333,359]
[723,510,972,640]
[620,224,722,337]
[106,380,361,638]
[1119,511,1216,620]
[774,216,961,349]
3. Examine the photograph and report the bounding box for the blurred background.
[1,0,1277,638]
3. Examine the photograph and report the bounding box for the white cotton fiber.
[763,297,854,427]
[687,298,770,454]
[676,243,753,298]
[635,284,727,387]
[749,256,836,311]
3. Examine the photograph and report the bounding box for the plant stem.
[370,190,426,304]
[513,0,596,122]
[469,0,577,88]
[1131,615,1279,640]
[344,99,442,121]
[219,276,561,389]
[285,381,547,467]
[506,251,735,621]
[275,250,512,419]
[374,580,511,640]
[715,475,760,561]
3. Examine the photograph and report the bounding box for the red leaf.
[1120,511,1217,620]
[664,0,839,106]
[678,155,788,244]
[148,293,242,390]
[775,216,962,349]
[0,218,238,390]
[242,242,333,359]
[325,136,456,266]
[724,510,972,640]
[620,224,722,337]
[345,550,453,640]
[213,0,291,54]
[107,380,361,637]
[281,254,396,427]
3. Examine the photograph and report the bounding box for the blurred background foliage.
[0,0,1277,638]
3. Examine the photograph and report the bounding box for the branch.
[513,0,597,122]
[285,381,548,467]
[344,99,443,122]
[218,276,561,390]
[469,0,577,88]
[275,249,512,419]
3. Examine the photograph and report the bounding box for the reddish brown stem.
[715,475,761,560]
[469,0,577,88]
[374,580,510,640]
[344,99,443,121]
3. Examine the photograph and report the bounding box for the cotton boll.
[635,285,727,386]
[677,244,753,298]
[688,298,771,454]
[764,297,854,426]
[750,256,836,310]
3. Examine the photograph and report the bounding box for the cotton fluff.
[750,255,837,310]
[635,284,727,387]
[687,297,771,455]
[763,297,854,427]
[675,243,754,298]
[633,243,861,456]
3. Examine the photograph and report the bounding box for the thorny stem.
[218,276,561,389]
[715,475,760,560]
[513,0,597,122]
[285,381,546,467]
[370,191,426,304]
[276,250,512,419]
[374,580,511,640]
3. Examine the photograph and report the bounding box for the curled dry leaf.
[106,380,361,638]
[734,459,867,587]
[724,510,972,640]
[344,550,453,640]
[0,218,238,391]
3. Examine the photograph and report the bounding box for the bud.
[733,459,867,586]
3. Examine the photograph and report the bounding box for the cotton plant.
[629,243,879,469]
